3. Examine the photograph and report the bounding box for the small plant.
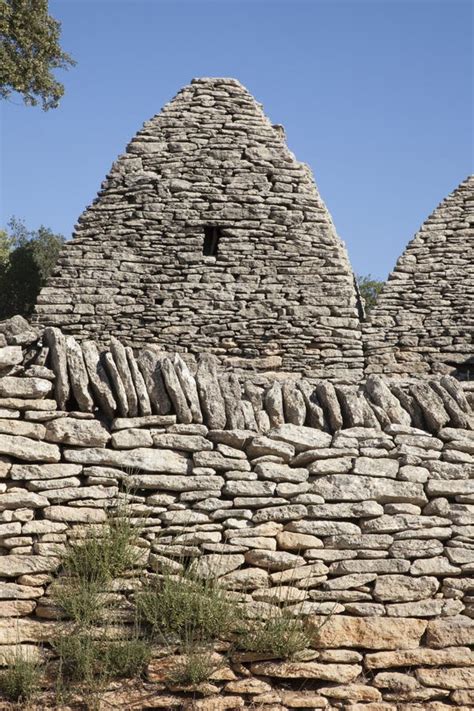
[236,611,310,659]
[135,570,238,644]
[0,650,42,703]
[168,647,217,686]
[104,637,151,679]
[53,631,103,684]
[52,503,143,627]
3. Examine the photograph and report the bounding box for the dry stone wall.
[0,317,472,707]
[33,77,364,382]
[364,176,474,380]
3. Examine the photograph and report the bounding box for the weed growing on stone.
[235,610,311,659]
[135,568,238,645]
[167,646,218,686]
[0,650,42,703]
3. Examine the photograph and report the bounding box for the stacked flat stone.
[33,77,364,382]
[8,324,473,436]
[0,319,472,706]
[364,175,474,379]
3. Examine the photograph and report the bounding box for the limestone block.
[136,348,172,415]
[0,435,60,463]
[0,419,45,440]
[196,354,226,429]
[0,555,60,577]
[44,418,110,447]
[0,377,52,400]
[173,354,202,423]
[65,336,94,412]
[269,424,332,452]
[415,667,474,689]
[43,327,70,409]
[315,381,343,432]
[0,347,22,368]
[311,475,426,505]
[264,381,285,428]
[0,316,37,346]
[82,340,117,418]
[307,615,427,649]
[425,615,474,647]
[64,446,189,473]
[250,660,361,683]
[126,347,152,416]
[44,506,107,523]
[282,381,306,425]
[10,463,82,481]
[244,549,305,571]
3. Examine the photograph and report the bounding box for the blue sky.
[0,0,472,279]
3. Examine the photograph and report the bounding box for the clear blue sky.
[0,0,472,279]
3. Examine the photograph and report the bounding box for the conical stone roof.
[35,77,363,381]
[364,175,474,379]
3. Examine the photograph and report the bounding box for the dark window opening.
[203,226,221,256]
[154,298,164,306]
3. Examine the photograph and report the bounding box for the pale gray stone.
[282,381,306,425]
[10,463,82,480]
[104,351,129,417]
[111,428,153,449]
[254,462,308,483]
[127,474,224,492]
[246,435,294,461]
[374,575,439,602]
[190,553,244,578]
[45,418,110,447]
[0,347,22,368]
[65,337,94,412]
[196,354,226,429]
[265,381,285,427]
[64,446,189,473]
[315,381,343,432]
[82,340,117,418]
[136,347,172,415]
[126,347,152,416]
[0,434,60,463]
[269,424,331,452]
[245,549,306,571]
[43,327,69,409]
[0,377,52,400]
[173,354,202,423]
[353,456,398,478]
[311,475,427,505]
[0,419,45,440]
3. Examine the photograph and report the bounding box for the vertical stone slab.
[82,340,117,419]
[43,327,70,410]
[65,337,94,412]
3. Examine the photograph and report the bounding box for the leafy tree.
[357,274,384,314]
[0,0,75,110]
[0,218,64,318]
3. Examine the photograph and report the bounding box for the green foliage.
[104,638,151,679]
[0,650,42,702]
[135,570,237,645]
[357,273,384,314]
[52,505,142,626]
[236,612,310,659]
[53,632,150,684]
[0,0,75,110]
[168,648,217,686]
[0,217,65,319]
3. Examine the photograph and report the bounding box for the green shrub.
[168,648,217,686]
[236,612,310,659]
[53,631,102,684]
[52,504,143,626]
[104,638,151,679]
[60,507,142,586]
[135,571,238,645]
[53,630,151,685]
[0,651,42,702]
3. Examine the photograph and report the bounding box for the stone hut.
[364,175,474,379]
[34,77,364,382]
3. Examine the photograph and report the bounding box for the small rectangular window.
[203,226,221,256]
